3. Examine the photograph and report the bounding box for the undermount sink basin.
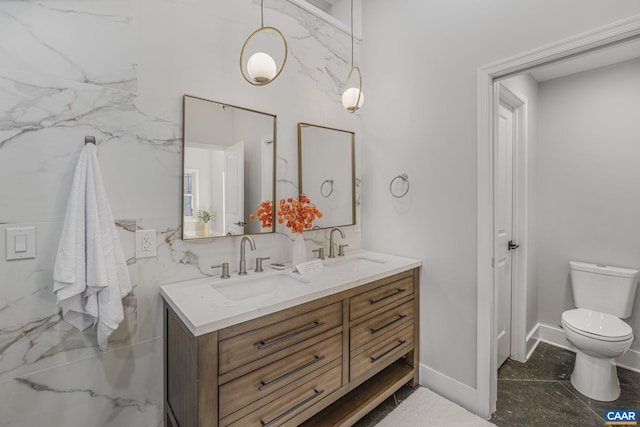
[325,256,386,273]
[213,274,307,301]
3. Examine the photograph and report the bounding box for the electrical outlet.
[135,229,157,258]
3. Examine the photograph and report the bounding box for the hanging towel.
[53,143,132,350]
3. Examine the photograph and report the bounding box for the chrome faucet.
[239,236,256,275]
[328,227,345,258]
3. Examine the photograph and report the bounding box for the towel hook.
[85,136,96,145]
[389,173,410,198]
[320,179,334,198]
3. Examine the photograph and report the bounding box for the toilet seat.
[562,309,633,342]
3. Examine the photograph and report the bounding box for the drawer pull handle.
[370,340,407,363]
[370,314,407,335]
[257,321,325,350]
[258,355,325,391]
[260,388,325,426]
[369,288,406,305]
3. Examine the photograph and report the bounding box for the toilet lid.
[562,309,633,341]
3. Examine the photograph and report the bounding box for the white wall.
[361,0,640,410]
[537,58,640,352]
[0,1,362,425]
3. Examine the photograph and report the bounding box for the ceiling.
[529,37,640,82]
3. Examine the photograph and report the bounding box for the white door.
[495,102,515,368]
[224,141,245,235]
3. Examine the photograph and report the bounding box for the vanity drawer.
[219,333,342,419]
[350,324,413,381]
[350,275,414,320]
[223,363,342,427]
[350,300,414,351]
[219,302,342,374]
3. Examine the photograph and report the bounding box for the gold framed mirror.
[182,95,276,239]
[298,122,355,230]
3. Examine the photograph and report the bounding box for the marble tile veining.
[491,342,640,427]
[0,0,363,425]
[0,221,138,382]
[0,338,162,427]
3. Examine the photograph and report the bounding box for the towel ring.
[85,136,96,145]
[389,174,410,198]
[321,179,334,198]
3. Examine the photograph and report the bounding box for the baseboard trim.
[525,324,541,360]
[534,323,640,373]
[419,363,479,415]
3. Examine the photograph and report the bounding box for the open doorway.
[477,17,640,418]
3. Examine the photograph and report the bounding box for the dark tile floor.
[491,342,640,427]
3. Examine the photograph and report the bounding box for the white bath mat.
[376,387,497,427]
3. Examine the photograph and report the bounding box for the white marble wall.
[0,1,362,425]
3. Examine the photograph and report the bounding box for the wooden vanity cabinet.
[164,268,419,427]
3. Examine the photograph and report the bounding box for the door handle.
[508,240,520,250]
[234,221,247,227]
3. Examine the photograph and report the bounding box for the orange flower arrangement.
[250,200,273,228]
[251,196,322,234]
[278,195,322,234]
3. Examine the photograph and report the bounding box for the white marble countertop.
[160,249,422,336]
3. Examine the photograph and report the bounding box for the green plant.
[198,209,213,223]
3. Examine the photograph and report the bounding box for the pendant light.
[240,0,288,86]
[342,0,363,113]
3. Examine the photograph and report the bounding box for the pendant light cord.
[350,0,354,67]
[261,0,264,28]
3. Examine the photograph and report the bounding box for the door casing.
[476,15,640,419]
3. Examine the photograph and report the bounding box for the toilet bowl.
[561,308,633,401]
[563,261,638,401]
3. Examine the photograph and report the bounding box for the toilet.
[561,261,638,401]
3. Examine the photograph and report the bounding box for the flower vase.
[291,233,307,267]
[202,222,209,236]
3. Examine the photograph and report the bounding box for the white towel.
[53,143,132,350]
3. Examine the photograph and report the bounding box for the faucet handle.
[211,262,230,279]
[338,244,349,257]
[312,247,325,260]
[255,257,271,272]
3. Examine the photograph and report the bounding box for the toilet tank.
[569,261,639,318]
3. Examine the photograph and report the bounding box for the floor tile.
[498,342,574,381]
[491,381,602,427]
[563,366,640,418]
[492,341,640,427]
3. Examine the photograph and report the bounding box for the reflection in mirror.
[182,95,276,239]
[298,123,355,229]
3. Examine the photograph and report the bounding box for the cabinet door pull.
[370,340,406,363]
[257,321,325,349]
[258,355,325,391]
[370,314,407,335]
[369,288,406,305]
[260,388,325,426]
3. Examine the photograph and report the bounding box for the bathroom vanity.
[161,251,421,427]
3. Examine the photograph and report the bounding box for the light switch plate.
[6,227,36,261]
